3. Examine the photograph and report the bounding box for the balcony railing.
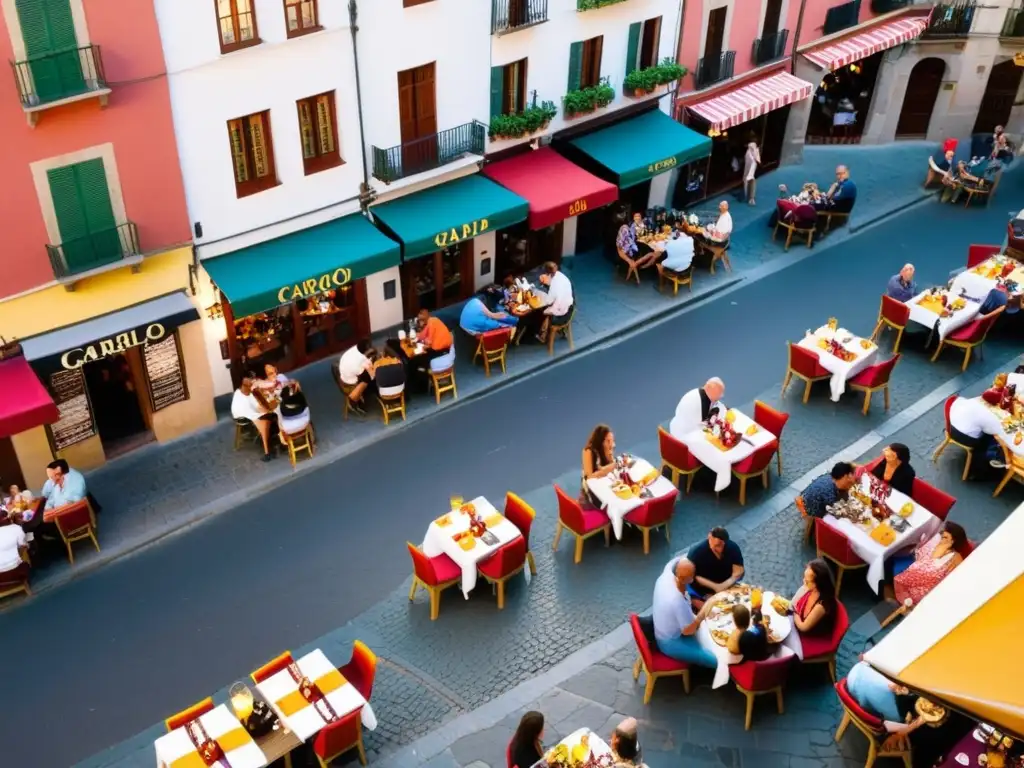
[11,44,107,109]
[1001,6,1024,38]
[823,1,859,36]
[695,51,735,89]
[921,2,975,39]
[870,0,911,12]
[372,121,486,184]
[46,222,141,280]
[752,29,789,66]
[492,0,547,34]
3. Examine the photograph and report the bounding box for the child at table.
[726,604,769,662]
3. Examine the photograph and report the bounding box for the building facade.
[0,0,212,489]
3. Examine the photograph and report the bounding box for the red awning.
[0,356,59,439]
[804,16,927,71]
[482,147,618,230]
[688,71,815,131]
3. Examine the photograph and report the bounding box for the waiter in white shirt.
[537,261,574,343]
[705,200,733,242]
[670,377,726,439]
[948,394,1006,474]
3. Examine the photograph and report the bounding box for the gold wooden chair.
[782,342,831,404]
[870,295,911,355]
[836,678,913,768]
[547,307,575,356]
[817,210,850,232]
[992,437,1024,498]
[379,391,406,425]
[701,239,731,274]
[480,328,513,376]
[930,306,1004,371]
[429,366,457,403]
[962,170,1001,207]
[54,500,99,564]
[773,218,814,251]
[931,395,975,481]
[282,424,315,468]
[657,265,693,295]
[233,418,258,450]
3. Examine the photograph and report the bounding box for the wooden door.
[705,7,726,58]
[973,59,1023,135]
[762,0,782,38]
[398,63,437,176]
[896,58,945,138]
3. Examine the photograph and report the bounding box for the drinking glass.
[449,495,464,511]
[750,587,763,609]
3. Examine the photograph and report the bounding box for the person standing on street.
[744,141,761,205]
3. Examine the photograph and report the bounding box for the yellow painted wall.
[59,434,106,473]
[151,321,216,442]
[0,246,194,341]
[11,427,53,492]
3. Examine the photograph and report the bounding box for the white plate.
[955,753,969,766]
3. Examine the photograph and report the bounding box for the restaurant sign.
[277,267,353,304]
[646,156,678,175]
[61,323,167,370]
[568,199,589,217]
[434,218,489,248]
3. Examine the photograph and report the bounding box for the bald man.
[669,377,725,439]
[651,557,719,668]
[886,264,917,303]
[824,164,856,213]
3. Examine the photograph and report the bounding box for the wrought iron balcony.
[46,222,141,281]
[11,44,109,120]
[823,1,859,36]
[1001,6,1024,39]
[695,51,735,90]
[870,0,911,12]
[922,2,975,39]
[372,121,486,184]
[752,29,789,66]
[492,0,547,34]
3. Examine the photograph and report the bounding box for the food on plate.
[711,628,731,645]
[860,339,873,349]
[899,502,914,518]
[746,424,759,436]
[460,502,476,515]
[725,409,737,424]
[771,596,791,614]
[436,514,452,527]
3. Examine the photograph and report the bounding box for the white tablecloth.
[950,255,1024,301]
[797,326,878,401]
[823,475,942,593]
[586,458,678,539]
[532,728,612,767]
[421,496,525,598]
[677,410,778,492]
[154,704,266,768]
[982,397,1024,458]
[255,649,377,743]
[906,291,981,341]
[1008,372,1024,389]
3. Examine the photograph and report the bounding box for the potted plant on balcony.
[563,78,616,118]
[489,100,558,141]
[623,59,688,98]
[576,0,629,10]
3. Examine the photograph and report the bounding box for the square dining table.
[677,410,778,492]
[154,704,267,768]
[906,290,981,341]
[586,457,678,539]
[797,326,879,402]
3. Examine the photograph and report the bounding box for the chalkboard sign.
[49,368,95,451]
[144,333,188,412]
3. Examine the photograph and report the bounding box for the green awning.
[204,213,399,318]
[370,175,529,261]
[569,109,712,189]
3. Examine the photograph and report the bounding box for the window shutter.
[490,65,504,117]
[15,0,54,55]
[44,0,78,50]
[567,41,583,92]
[47,165,88,243]
[625,22,641,77]
[73,158,116,234]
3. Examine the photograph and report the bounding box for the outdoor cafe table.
[696,586,799,689]
[677,410,778,492]
[421,496,526,598]
[586,457,677,540]
[531,728,613,767]
[906,290,982,341]
[154,704,267,768]
[981,394,1024,459]
[950,253,1024,302]
[255,648,378,742]
[823,474,942,594]
[798,325,879,402]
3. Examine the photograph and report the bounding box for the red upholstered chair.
[753,400,789,474]
[835,678,912,768]
[847,354,900,416]
[774,202,816,250]
[815,520,866,598]
[932,395,976,481]
[407,542,461,620]
[0,561,31,601]
[552,485,610,564]
[53,500,99,564]
[967,243,1002,269]
[931,306,1005,371]
[504,491,537,575]
[629,613,690,703]
[164,697,215,732]
[478,536,527,610]
[624,488,679,555]
[657,426,702,493]
[909,478,955,521]
[251,651,295,684]
[801,600,849,682]
[782,343,831,404]
[312,706,367,767]
[730,440,779,506]
[870,295,911,355]
[339,640,377,701]
[856,456,884,478]
[729,656,793,730]
[479,327,514,376]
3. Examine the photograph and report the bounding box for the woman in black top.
[508,711,545,768]
[869,442,916,496]
[581,424,617,508]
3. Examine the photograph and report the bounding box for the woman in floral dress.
[894,522,967,606]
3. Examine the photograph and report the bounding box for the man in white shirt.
[336,340,376,415]
[706,200,733,242]
[537,261,574,343]
[231,377,276,461]
[948,395,1005,473]
[658,231,695,274]
[0,523,27,573]
[669,377,726,439]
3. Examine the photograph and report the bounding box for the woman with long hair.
[791,559,837,637]
[867,442,916,496]
[894,521,967,606]
[581,424,617,508]
[508,710,545,768]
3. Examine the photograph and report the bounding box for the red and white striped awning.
[687,71,815,131]
[804,16,927,71]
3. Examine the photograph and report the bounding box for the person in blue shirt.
[43,459,87,511]
[798,462,856,519]
[822,165,856,213]
[885,264,917,303]
[651,557,719,669]
[459,294,517,336]
[978,284,1009,315]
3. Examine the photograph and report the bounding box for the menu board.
[144,333,188,412]
[49,368,95,451]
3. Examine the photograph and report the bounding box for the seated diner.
[704,200,732,243]
[231,378,277,461]
[507,711,545,768]
[789,559,836,639]
[0,519,27,576]
[415,309,454,362]
[726,603,770,662]
[818,165,856,213]
[651,556,719,669]
[888,521,967,607]
[581,423,616,508]
[860,443,916,496]
[459,293,517,336]
[658,228,695,274]
[42,459,87,512]
[277,380,310,440]
[374,347,407,397]
[337,340,377,415]
[885,264,916,303]
[797,462,856,519]
[687,527,744,605]
[537,261,573,344]
[254,363,291,395]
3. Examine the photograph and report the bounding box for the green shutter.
[16,0,83,103]
[47,159,120,273]
[625,22,641,77]
[567,41,583,92]
[48,165,88,242]
[490,65,505,117]
[74,158,116,233]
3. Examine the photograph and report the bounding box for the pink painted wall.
[0,0,191,299]
[797,0,888,48]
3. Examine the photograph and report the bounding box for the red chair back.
[629,613,656,673]
[165,698,215,732]
[909,478,955,521]
[753,401,789,440]
[942,138,958,154]
[484,536,527,579]
[407,542,443,587]
[957,539,976,558]
[815,518,862,567]
[0,561,30,589]
[972,308,1004,340]
[829,600,850,649]
[658,426,698,471]
[852,354,900,389]
[504,492,535,552]
[967,244,1001,269]
[54,500,91,535]
[788,343,828,378]
[554,485,585,534]
[482,328,513,351]
[942,395,957,434]
[793,203,817,228]
[835,678,884,732]
[734,440,779,476]
[628,489,679,527]
[507,740,515,768]
[731,655,792,692]
[880,294,911,326]
[340,640,377,701]
[312,706,362,761]
[252,651,294,684]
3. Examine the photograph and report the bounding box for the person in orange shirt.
[416,309,454,362]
